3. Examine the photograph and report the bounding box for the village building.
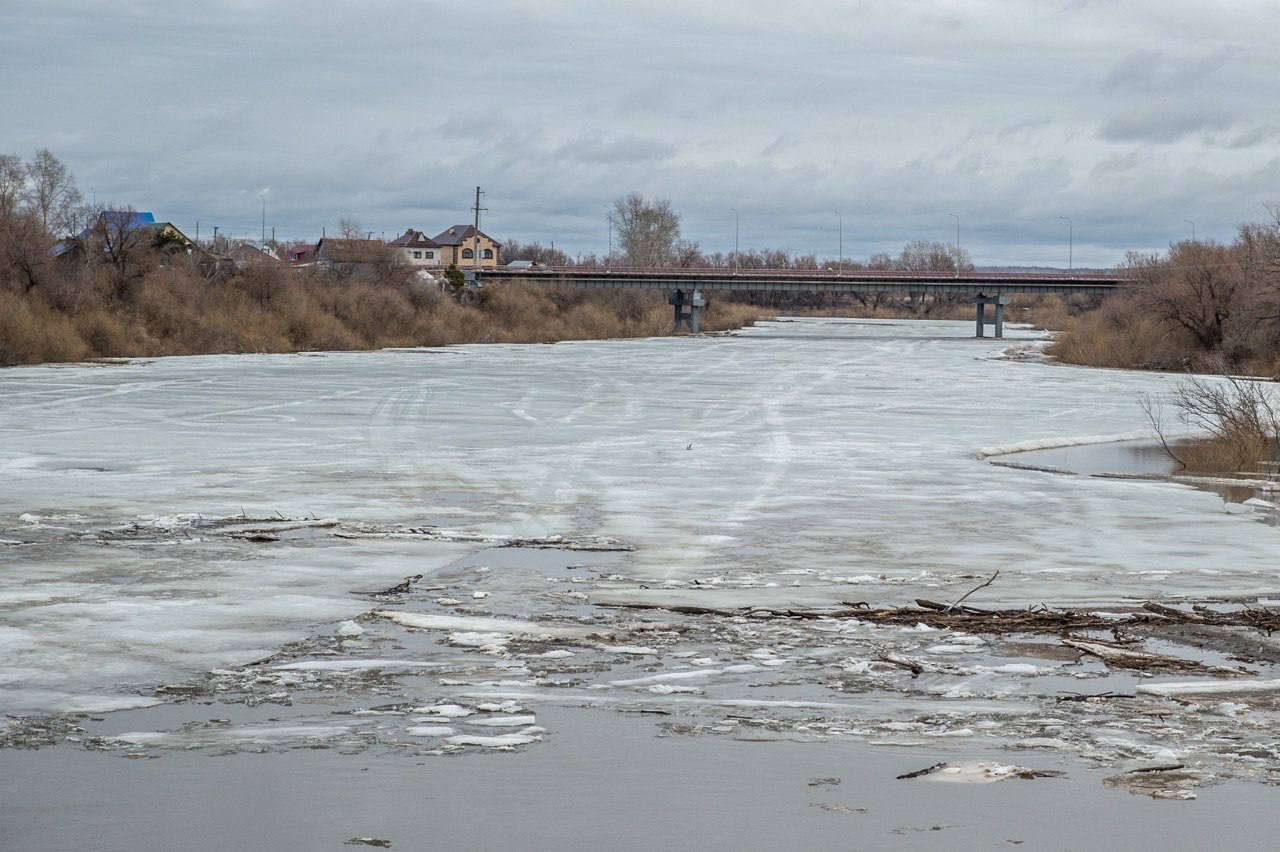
[312,238,391,271]
[431,225,502,267]
[386,229,443,267]
[227,242,282,269]
[51,211,194,262]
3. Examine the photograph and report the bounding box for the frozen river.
[4,318,1280,843]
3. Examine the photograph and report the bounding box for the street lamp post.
[1059,216,1073,270]
[1185,219,1196,242]
[731,208,739,273]
[604,204,613,269]
[835,210,843,273]
[948,213,960,278]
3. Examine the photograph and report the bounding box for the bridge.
[466,267,1126,338]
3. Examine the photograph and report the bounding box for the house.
[51,210,194,262]
[386,229,443,267]
[312,237,390,270]
[431,225,501,267]
[91,211,193,251]
[228,243,282,269]
[286,243,316,264]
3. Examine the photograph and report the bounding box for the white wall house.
[386,229,443,267]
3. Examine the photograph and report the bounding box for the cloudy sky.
[3,0,1278,265]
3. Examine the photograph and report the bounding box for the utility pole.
[471,186,486,270]
[1185,219,1196,242]
[212,225,219,249]
[1059,216,1073,270]
[731,208,739,273]
[835,210,843,273]
[948,213,960,278]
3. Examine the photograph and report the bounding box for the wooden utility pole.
[471,186,486,270]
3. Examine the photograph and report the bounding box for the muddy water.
[4,318,1280,848]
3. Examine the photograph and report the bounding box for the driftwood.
[945,570,1000,613]
[597,597,1280,637]
[896,762,947,780]
[1061,636,1256,677]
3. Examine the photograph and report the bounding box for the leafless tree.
[88,207,155,297]
[0,154,24,218]
[0,208,54,293]
[895,239,973,273]
[611,193,680,267]
[501,240,570,266]
[23,149,82,234]
[1142,357,1280,471]
[338,217,364,240]
[1135,242,1242,352]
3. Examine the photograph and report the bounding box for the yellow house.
[432,225,501,268]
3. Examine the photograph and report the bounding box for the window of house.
[425,251,434,259]
[481,249,494,259]
[413,251,422,259]
[462,248,474,259]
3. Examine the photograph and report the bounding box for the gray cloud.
[1098,107,1236,144]
[2,0,1279,264]
[552,134,676,165]
[1099,48,1230,95]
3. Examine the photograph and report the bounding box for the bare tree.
[0,154,24,218]
[23,149,82,234]
[611,193,680,267]
[501,240,571,266]
[1136,243,1241,352]
[895,239,973,273]
[88,207,155,297]
[0,208,54,293]
[337,217,364,240]
[1142,358,1280,471]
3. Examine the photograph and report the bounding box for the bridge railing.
[477,265,1128,284]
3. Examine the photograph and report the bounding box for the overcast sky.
[3,0,1278,265]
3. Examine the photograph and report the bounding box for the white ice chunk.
[271,659,440,671]
[1137,678,1280,697]
[374,610,607,640]
[465,714,536,727]
[411,704,473,718]
[446,727,542,748]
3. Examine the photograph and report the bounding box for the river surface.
[3,318,1280,849]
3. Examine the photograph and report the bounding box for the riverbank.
[0,276,763,366]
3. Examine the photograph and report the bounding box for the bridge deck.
[469,267,1124,296]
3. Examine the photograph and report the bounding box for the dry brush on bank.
[0,251,762,367]
[1047,215,1280,374]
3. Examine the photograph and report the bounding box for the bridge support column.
[668,289,706,334]
[973,294,1009,338]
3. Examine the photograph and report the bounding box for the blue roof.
[75,211,157,241]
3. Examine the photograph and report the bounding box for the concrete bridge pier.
[973,294,1009,338]
[669,288,706,333]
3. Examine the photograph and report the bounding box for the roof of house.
[229,243,280,264]
[432,225,502,247]
[314,238,389,264]
[76,210,158,241]
[387,229,442,249]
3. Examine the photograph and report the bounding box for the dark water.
[995,440,1265,504]
[1005,440,1178,477]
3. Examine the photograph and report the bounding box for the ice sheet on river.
[4,318,1280,787]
